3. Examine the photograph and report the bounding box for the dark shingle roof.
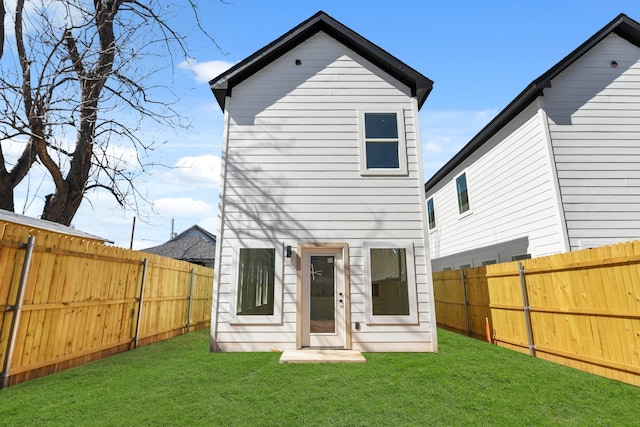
[424,13,640,192]
[209,10,433,111]
[143,237,215,262]
[141,225,216,263]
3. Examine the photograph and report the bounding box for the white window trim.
[363,241,419,325]
[426,197,437,231]
[229,241,284,325]
[454,170,473,218]
[358,108,408,176]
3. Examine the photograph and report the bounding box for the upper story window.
[456,172,471,214]
[427,197,436,230]
[359,110,407,176]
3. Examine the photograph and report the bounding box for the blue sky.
[12,0,640,248]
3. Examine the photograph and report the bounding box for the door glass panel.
[310,255,335,334]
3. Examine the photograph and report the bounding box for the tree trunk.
[0,174,15,211]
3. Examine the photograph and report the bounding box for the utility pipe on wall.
[1,235,36,389]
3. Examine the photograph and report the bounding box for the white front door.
[302,248,345,348]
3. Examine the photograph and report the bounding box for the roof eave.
[209,11,432,111]
[424,13,640,193]
[424,82,547,191]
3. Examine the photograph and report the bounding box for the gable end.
[210,11,433,110]
[425,13,640,192]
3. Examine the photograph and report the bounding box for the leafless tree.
[0,0,221,225]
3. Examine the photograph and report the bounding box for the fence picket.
[433,239,640,387]
[0,220,213,388]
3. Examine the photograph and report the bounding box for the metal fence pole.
[133,258,148,349]
[186,268,195,332]
[1,235,36,389]
[518,262,536,356]
[461,268,471,337]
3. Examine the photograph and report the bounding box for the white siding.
[427,101,567,270]
[213,32,434,351]
[545,34,640,249]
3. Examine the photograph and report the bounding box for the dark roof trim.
[210,11,433,110]
[425,13,640,192]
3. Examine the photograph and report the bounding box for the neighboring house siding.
[427,102,566,270]
[216,32,433,351]
[544,33,640,249]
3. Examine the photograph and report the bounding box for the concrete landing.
[279,349,366,364]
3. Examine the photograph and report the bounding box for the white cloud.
[95,144,141,172]
[1,138,30,164]
[153,197,214,219]
[165,154,221,188]
[178,59,236,83]
[424,141,444,154]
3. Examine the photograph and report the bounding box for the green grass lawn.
[1,328,638,426]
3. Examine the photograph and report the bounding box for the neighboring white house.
[425,13,640,271]
[209,11,438,352]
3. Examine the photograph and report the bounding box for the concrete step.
[279,349,366,364]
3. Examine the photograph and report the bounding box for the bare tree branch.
[0,0,226,224]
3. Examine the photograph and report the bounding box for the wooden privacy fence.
[0,220,213,388]
[433,240,640,387]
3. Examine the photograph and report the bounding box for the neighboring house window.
[482,260,497,266]
[460,264,471,270]
[512,254,532,261]
[231,245,283,324]
[456,172,470,214]
[359,110,407,176]
[237,248,275,315]
[364,242,418,324]
[427,198,436,230]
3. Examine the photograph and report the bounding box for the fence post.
[133,258,148,349]
[461,268,471,337]
[1,235,36,389]
[518,262,536,356]
[185,268,195,332]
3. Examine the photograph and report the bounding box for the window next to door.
[364,242,418,325]
[231,245,283,324]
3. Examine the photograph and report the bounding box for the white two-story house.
[210,12,438,352]
[425,13,640,271]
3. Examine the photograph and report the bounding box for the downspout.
[1,235,36,389]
